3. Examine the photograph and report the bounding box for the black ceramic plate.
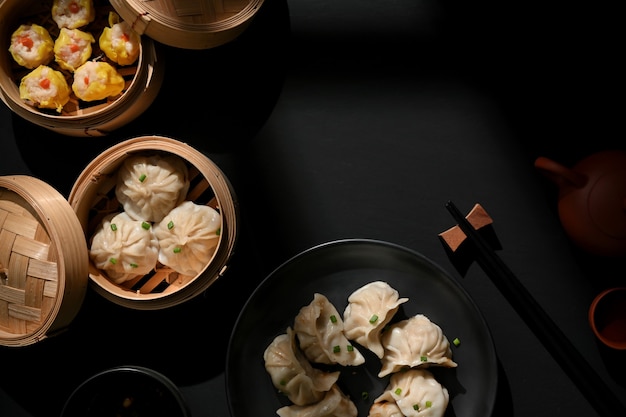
[226,239,498,417]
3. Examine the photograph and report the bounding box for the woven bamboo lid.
[110,0,266,49]
[0,176,89,347]
[68,136,239,310]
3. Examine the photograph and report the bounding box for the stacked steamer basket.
[0,0,265,136]
[0,175,88,347]
[0,0,164,137]
[68,136,239,310]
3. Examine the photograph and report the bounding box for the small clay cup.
[588,287,626,350]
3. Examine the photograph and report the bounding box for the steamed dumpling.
[9,24,54,69]
[99,12,141,66]
[374,369,449,417]
[343,281,408,358]
[89,212,159,284]
[368,401,404,417]
[52,0,96,29]
[54,27,95,72]
[19,65,71,112]
[72,60,125,101]
[276,384,358,417]
[264,327,340,406]
[153,201,221,277]
[379,314,457,378]
[116,154,190,223]
[294,293,365,366]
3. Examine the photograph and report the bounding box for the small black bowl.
[61,366,190,417]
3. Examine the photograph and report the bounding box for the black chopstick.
[445,200,626,417]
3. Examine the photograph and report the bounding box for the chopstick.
[445,200,625,417]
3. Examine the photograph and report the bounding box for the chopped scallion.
[141,221,150,230]
[139,174,147,182]
[347,345,354,352]
[413,404,419,411]
[361,391,369,400]
[394,388,402,396]
[425,401,432,408]
[333,345,340,353]
[173,247,182,253]
[167,220,174,230]
[453,337,461,346]
[330,315,337,323]
[369,314,379,324]
[109,258,117,264]
[420,355,428,362]
[130,263,138,268]
[110,223,117,231]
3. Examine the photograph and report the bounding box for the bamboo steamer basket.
[0,175,89,347]
[109,0,266,50]
[68,135,239,310]
[0,0,164,137]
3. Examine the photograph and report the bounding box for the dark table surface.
[1,1,625,416]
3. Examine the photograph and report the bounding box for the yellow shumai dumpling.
[54,28,95,72]
[52,0,96,29]
[99,12,141,66]
[8,24,54,69]
[19,65,71,112]
[72,60,125,101]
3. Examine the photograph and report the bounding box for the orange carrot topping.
[83,76,89,85]
[19,35,34,49]
[39,78,50,89]
[121,33,129,42]
[70,43,80,53]
[69,2,80,13]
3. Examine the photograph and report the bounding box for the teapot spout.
[534,157,588,189]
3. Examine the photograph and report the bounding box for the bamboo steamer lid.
[0,176,89,347]
[109,0,266,49]
[68,136,239,310]
[0,0,165,137]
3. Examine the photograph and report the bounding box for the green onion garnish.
[109,258,117,264]
[216,228,221,236]
[330,315,337,323]
[361,391,369,400]
[425,401,432,408]
[167,220,174,230]
[369,314,379,324]
[413,404,419,411]
[173,247,182,253]
[130,263,138,268]
[453,337,461,346]
[394,388,402,395]
[279,379,287,386]
[141,221,150,230]
[139,174,147,182]
[347,345,354,352]
[420,355,428,362]
[333,345,340,353]
[110,223,117,231]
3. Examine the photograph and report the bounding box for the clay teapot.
[534,150,626,257]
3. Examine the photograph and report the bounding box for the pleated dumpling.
[153,201,221,277]
[263,327,340,406]
[9,24,54,69]
[72,61,125,101]
[54,27,95,72]
[89,212,159,284]
[52,0,96,29]
[99,12,141,66]
[19,65,71,112]
[343,281,408,358]
[374,369,449,417]
[276,384,358,417]
[379,314,457,377]
[115,154,190,223]
[294,293,365,366]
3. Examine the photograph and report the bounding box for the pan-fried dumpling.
[153,201,221,277]
[276,384,358,417]
[379,314,457,377]
[374,369,449,417]
[343,281,408,358]
[368,401,404,417]
[116,154,190,223]
[294,293,365,366]
[264,327,340,406]
[89,212,159,284]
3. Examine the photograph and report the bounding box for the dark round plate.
[226,239,498,417]
[60,365,190,417]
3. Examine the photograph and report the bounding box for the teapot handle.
[534,157,588,189]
